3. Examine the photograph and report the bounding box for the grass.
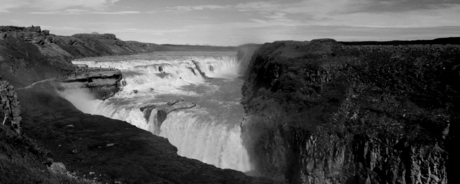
[0,125,97,184]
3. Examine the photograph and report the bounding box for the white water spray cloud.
[57,88,102,114]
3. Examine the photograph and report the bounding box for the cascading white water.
[60,52,253,172]
[160,111,251,171]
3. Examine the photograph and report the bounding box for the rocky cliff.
[241,39,460,183]
[58,68,122,100]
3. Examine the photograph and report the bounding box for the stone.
[48,162,67,174]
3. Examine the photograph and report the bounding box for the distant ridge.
[340,37,460,45]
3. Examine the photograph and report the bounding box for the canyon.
[1,26,459,184]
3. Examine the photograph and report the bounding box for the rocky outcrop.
[141,100,196,135]
[241,39,460,183]
[58,68,122,100]
[0,79,21,134]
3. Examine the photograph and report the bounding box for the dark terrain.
[241,39,460,184]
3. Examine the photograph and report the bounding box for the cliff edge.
[58,67,123,100]
[241,39,460,183]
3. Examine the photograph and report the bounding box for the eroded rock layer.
[241,39,460,184]
[59,68,122,100]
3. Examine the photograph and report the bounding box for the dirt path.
[18,78,56,90]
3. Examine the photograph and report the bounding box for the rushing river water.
[59,51,252,172]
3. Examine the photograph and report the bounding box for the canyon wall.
[241,39,460,183]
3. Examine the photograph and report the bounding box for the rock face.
[0,79,21,134]
[141,100,196,135]
[58,68,123,100]
[241,39,460,183]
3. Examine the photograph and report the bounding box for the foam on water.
[61,52,253,172]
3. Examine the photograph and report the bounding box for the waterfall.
[60,52,253,172]
[160,111,251,171]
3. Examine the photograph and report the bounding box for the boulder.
[48,162,67,174]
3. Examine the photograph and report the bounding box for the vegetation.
[0,125,96,184]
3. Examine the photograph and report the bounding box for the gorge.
[1,26,459,184]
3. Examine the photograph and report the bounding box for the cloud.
[328,4,460,28]
[0,0,29,12]
[234,0,460,28]
[0,0,119,12]
[33,0,119,10]
[92,11,140,15]
[170,5,229,11]
[30,10,140,15]
[362,0,460,13]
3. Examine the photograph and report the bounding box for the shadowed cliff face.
[241,39,460,183]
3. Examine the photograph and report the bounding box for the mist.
[57,88,102,114]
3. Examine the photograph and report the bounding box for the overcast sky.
[1,0,459,46]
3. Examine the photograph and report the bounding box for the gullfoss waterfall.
[58,52,253,172]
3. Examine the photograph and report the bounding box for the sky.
[0,0,459,46]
